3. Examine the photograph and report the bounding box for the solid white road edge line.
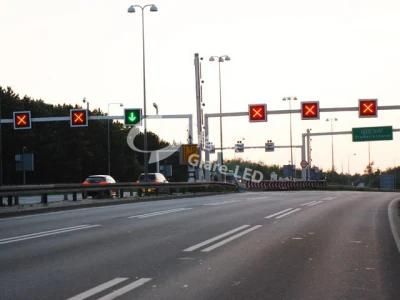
[201,225,263,252]
[67,277,129,300]
[264,208,294,219]
[388,199,400,253]
[183,225,250,252]
[275,208,302,219]
[97,278,152,300]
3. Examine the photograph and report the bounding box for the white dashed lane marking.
[184,225,262,252]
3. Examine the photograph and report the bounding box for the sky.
[1,0,400,174]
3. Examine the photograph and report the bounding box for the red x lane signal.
[13,111,32,130]
[70,109,88,127]
[248,104,267,122]
[359,99,377,118]
[301,101,320,120]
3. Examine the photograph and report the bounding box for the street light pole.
[82,97,89,111]
[107,103,123,175]
[128,3,157,181]
[283,97,297,179]
[152,102,160,173]
[209,55,230,166]
[368,142,371,167]
[347,153,356,174]
[326,117,338,172]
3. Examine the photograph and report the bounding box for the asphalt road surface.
[1,191,399,300]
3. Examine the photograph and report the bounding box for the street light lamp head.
[224,55,231,61]
[209,56,215,62]
[127,5,136,13]
[150,4,158,12]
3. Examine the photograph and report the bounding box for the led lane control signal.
[13,111,32,130]
[124,108,142,126]
[301,101,320,120]
[248,104,267,122]
[70,109,88,127]
[359,99,377,118]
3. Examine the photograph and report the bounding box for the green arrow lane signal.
[124,108,142,126]
[128,112,137,122]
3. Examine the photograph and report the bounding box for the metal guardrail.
[246,180,327,191]
[0,182,238,206]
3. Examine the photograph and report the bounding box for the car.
[82,175,118,199]
[136,173,169,196]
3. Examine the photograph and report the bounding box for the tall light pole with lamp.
[128,3,158,180]
[107,102,124,175]
[152,101,160,172]
[82,97,89,111]
[209,55,230,166]
[326,117,338,172]
[282,97,297,179]
[347,152,357,174]
[152,102,159,115]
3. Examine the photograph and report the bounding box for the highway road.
[0,191,399,300]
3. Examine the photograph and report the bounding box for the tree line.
[0,86,184,185]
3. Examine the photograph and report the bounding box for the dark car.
[82,175,118,199]
[136,173,168,196]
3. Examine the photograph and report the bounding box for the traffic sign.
[352,126,393,142]
[301,101,320,120]
[70,109,88,127]
[180,144,199,165]
[380,174,395,190]
[359,99,377,118]
[13,111,32,130]
[205,141,215,153]
[300,160,308,168]
[124,108,142,126]
[265,140,274,152]
[235,142,244,152]
[248,104,267,122]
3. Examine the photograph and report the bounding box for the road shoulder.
[388,198,400,253]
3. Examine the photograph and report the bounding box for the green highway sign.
[124,108,142,126]
[352,126,393,142]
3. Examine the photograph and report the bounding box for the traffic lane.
[0,189,344,245]
[0,190,341,238]
[0,190,300,269]
[132,193,400,300]
[0,191,344,299]
[0,193,293,300]
[0,193,243,236]
[0,191,344,232]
